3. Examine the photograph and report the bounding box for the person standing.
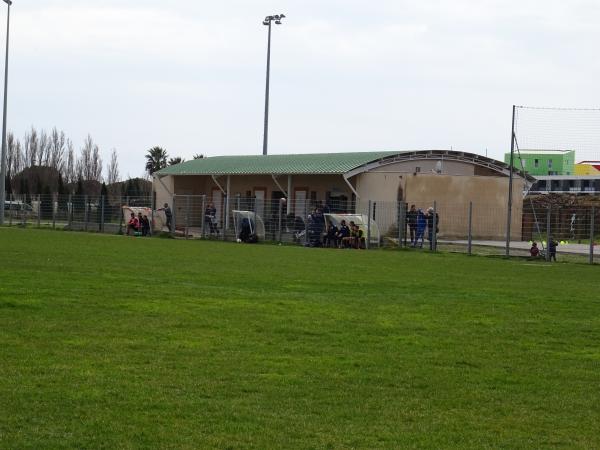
[548,238,559,261]
[205,203,218,235]
[406,204,417,246]
[159,203,173,232]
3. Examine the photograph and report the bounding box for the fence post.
[68,194,72,229]
[398,202,406,248]
[468,201,473,255]
[397,202,402,248]
[278,198,283,244]
[222,195,227,241]
[304,201,308,246]
[546,206,551,262]
[200,195,206,238]
[37,195,41,227]
[185,195,190,239]
[150,192,155,237]
[367,200,372,250]
[8,192,12,226]
[590,207,595,265]
[432,201,438,252]
[100,195,105,232]
[84,195,89,231]
[171,195,176,237]
[52,193,56,229]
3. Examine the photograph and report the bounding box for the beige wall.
[354,171,524,239]
[154,175,174,208]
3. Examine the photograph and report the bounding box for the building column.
[225,175,231,230]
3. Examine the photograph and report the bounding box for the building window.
[548,159,553,168]
[534,159,539,168]
[415,167,421,173]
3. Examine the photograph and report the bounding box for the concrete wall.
[354,170,523,239]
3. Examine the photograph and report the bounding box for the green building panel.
[504,150,575,176]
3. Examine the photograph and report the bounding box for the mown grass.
[1,227,599,449]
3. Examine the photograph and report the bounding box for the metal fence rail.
[2,194,598,264]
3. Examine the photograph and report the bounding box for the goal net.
[232,210,266,242]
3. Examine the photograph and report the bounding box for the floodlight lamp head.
[280,14,286,18]
[3,0,12,5]
[275,20,282,25]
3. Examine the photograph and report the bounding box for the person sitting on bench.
[126,212,139,235]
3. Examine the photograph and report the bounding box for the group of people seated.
[126,212,151,236]
[530,239,559,261]
[323,220,366,249]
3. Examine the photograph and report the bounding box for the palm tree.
[168,157,184,166]
[193,153,205,160]
[145,147,168,175]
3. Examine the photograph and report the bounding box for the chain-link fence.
[2,193,598,264]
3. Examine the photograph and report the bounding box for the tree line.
[4,126,198,200]
[3,126,155,201]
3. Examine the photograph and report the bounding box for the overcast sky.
[4,0,600,177]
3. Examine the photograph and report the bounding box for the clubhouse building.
[153,150,532,239]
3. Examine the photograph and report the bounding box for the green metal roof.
[156,151,401,176]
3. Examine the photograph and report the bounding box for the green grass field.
[1,228,600,449]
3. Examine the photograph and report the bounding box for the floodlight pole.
[505,104,516,257]
[262,14,285,156]
[0,0,12,226]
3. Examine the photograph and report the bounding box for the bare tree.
[79,134,102,181]
[106,149,120,185]
[49,128,66,173]
[91,143,102,182]
[38,130,50,166]
[7,132,23,176]
[23,127,39,168]
[65,139,76,184]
